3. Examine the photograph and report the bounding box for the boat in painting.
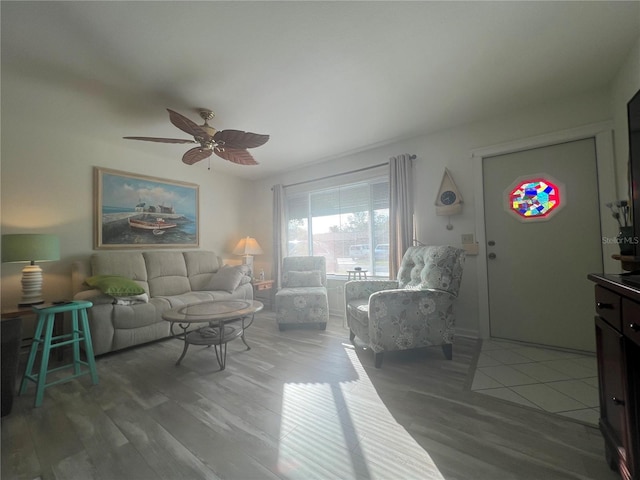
[128,217,177,233]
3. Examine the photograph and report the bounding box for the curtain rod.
[278,154,416,190]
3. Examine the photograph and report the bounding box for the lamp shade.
[233,236,263,256]
[2,234,60,263]
[2,234,60,306]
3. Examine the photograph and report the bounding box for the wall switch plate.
[463,243,479,255]
[461,233,474,244]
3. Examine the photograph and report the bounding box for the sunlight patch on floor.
[276,345,445,480]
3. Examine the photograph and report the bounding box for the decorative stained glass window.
[508,178,561,219]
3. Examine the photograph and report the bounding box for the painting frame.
[94,167,199,249]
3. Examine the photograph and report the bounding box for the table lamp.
[2,234,60,306]
[232,236,263,273]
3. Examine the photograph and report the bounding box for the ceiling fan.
[124,109,269,166]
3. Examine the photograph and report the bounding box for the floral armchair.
[345,245,465,368]
[275,256,329,331]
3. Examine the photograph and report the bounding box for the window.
[286,176,389,276]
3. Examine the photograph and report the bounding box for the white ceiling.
[2,1,639,180]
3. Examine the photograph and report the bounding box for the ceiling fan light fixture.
[198,109,215,121]
[201,125,217,137]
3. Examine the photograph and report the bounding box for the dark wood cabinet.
[589,274,640,480]
[1,317,22,417]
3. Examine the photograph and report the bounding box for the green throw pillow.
[85,275,145,297]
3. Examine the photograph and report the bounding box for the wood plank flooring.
[1,312,618,480]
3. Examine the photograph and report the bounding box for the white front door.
[483,138,603,352]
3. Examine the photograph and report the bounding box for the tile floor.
[471,338,600,426]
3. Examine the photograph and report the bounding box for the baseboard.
[455,327,479,340]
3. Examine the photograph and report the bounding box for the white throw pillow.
[207,265,245,293]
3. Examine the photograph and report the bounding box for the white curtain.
[272,184,286,289]
[389,154,414,279]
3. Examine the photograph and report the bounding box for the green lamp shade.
[1,234,60,263]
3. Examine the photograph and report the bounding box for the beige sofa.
[72,251,253,355]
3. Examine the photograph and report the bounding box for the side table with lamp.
[233,236,263,275]
[1,233,61,414]
[252,279,274,310]
[234,236,272,308]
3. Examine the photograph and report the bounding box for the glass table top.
[162,300,263,323]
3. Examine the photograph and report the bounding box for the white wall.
[1,70,253,307]
[250,87,624,337]
[3,35,637,335]
[612,36,640,195]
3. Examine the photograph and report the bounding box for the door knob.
[488,253,497,259]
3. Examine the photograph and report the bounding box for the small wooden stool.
[19,301,98,407]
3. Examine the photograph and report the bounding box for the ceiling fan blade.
[167,109,210,139]
[182,147,213,165]
[124,136,196,144]
[213,130,269,149]
[214,147,259,165]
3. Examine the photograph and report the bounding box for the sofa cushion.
[284,270,323,288]
[85,275,146,296]
[346,298,370,326]
[206,265,245,293]
[74,288,115,305]
[144,251,191,296]
[154,291,216,308]
[397,245,464,295]
[112,293,149,305]
[282,257,327,287]
[112,300,166,330]
[184,251,222,291]
[275,286,329,324]
[91,252,149,292]
[91,252,147,279]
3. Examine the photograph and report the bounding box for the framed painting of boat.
[94,167,199,249]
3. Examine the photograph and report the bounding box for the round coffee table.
[162,299,263,369]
